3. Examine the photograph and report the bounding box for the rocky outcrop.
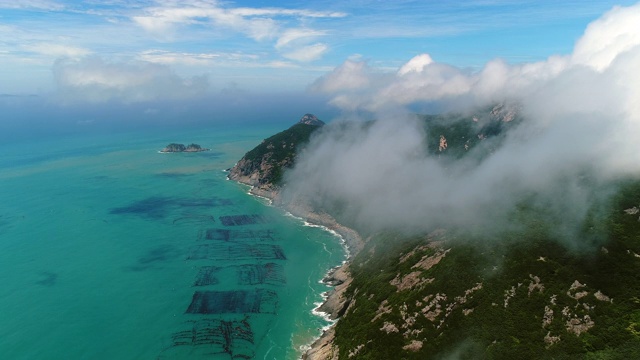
[299,113,325,126]
[160,143,209,152]
[227,113,324,189]
[303,327,339,360]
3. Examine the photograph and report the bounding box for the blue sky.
[0,0,636,97]
[1,0,640,141]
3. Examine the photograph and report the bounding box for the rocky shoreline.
[228,173,362,359]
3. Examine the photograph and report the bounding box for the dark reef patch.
[201,228,275,241]
[128,245,180,271]
[110,196,233,219]
[186,289,278,314]
[173,214,216,225]
[35,271,58,286]
[219,214,273,226]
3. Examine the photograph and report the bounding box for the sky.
[0,0,636,98]
[280,1,640,247]
[0,0,639,140]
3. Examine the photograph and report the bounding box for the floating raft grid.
[201,228,276,241]
[187,244,286,261]
[193,263,285,287]
[186,289,278,315]
[219,214,273,226]
[165,318,254,360]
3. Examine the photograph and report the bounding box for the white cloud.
[138,50,219,65]
[571,3,640,70]
[137,49,262,67]
[0,0,64,11]
[282,43,328,62]
[132,2,341,42]
[263,60,299,69]
[397,53,433,75]
[275,28,327,49]
[133,6,277,40]
[231,7,346,18]
[22,43,92,58]
[312,3,640,112]
[52,57,209,103]
[310,60,373,92]
[132,2,337,62]
[285,2,640,245]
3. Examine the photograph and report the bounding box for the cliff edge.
[228,114,324,191]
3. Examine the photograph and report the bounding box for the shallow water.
[0,125,345,359]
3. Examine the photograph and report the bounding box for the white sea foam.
[239,183,349,358]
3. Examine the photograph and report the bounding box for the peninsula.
[160,143,210,153]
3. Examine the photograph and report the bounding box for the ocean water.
[0,124,345,359]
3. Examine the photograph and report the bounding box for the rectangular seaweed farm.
[219,214,272,226]
[202,228,276,241]
[185,289,278,314]
[187,244,286,260]
[164,319,254,359]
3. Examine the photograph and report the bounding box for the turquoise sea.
[0,124,345,359]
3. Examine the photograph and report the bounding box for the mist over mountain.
[283,3,640,249]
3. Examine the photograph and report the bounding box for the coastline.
[229,174,362,359]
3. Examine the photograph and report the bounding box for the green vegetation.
[164,143,186,152]
[162,143,208,152]
[419,104,520,160]
[231,107,640,359]
[333,181,640,359]
[239,123,322,185]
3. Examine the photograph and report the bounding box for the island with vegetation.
[160,143,210,153]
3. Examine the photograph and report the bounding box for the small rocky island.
[160,143,210,153]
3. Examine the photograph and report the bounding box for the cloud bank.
[132,1,341,63]
[52,57,209,103]
[285,3,640,246]
[311,3,640,113]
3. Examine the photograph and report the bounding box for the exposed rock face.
[227,114,324,189]
[304,328,339,360]
[489,103,521,122]
[438,135,447,152]
[317,264,354,319]
[299,113,326,126]
[228,157,279,190]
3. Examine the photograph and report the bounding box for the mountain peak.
[298,113,325,126]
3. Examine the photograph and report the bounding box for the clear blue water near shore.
[0,124,345,359]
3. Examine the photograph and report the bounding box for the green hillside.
[333,181,640,359]
[232,108,640,359]
[229,120,323,187]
